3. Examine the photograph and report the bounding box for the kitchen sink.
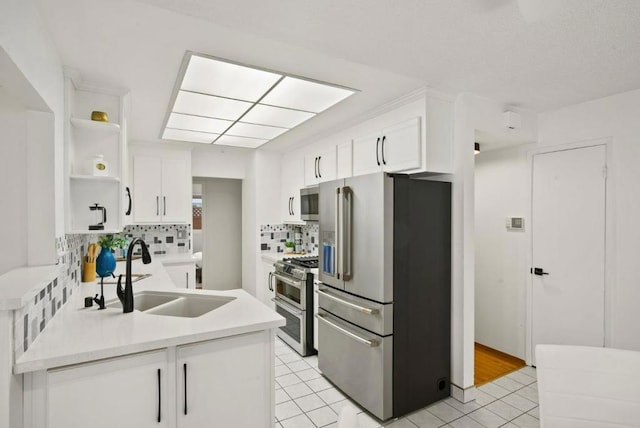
[105,291,235,318]
[145,295,235,318]
[105,291,178,311]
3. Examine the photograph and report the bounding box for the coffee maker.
[89,203,107,230]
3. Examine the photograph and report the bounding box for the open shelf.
[70,229,122,235]
[70,117,121,134]
[70,174,121,183]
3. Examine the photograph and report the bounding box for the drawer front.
[317,310,392,420]
[317,285,392,336]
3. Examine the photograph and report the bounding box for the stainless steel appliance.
[271,256,317,356]
[317,173,451,421]
[300,186,319,221]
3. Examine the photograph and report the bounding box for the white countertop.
[14,258,284,374]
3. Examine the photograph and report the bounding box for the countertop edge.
[14,319,283,374]
[0,264,64,311]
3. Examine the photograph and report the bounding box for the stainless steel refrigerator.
[317,172,451,421]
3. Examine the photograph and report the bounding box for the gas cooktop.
[283,255,318,269]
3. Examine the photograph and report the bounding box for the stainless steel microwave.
[300,187,319,221]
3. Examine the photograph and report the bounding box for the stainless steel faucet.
[116,238,152,313]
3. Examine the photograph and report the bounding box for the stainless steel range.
[271,256,317,356]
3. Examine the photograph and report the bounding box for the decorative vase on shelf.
[95,246,116,278]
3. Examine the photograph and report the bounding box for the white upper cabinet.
[131,148,191,224]
[336,141,353,179]
[304,146,337,186]
[352,117,421,176]
[64,75,130,234]
[282,154,305,223]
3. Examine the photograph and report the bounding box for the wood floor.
[475,342,526,386]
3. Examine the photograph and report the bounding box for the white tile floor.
[274,338,540,428]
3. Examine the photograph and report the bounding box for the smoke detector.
[503,111,521,130]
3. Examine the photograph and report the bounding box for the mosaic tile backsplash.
[13,234,87,359]
[260,223,319,254]
[122,224,191,256]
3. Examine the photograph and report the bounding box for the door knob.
[532,267,549,276]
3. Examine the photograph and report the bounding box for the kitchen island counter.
[14,258,284,374]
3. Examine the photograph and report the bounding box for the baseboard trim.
[451,383,477,403]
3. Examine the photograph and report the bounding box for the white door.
[381,117,421,173]
[161,157,189,223]
[48,351,169,428]
[177,332,272,428]
[133,156,162,223]
[531,145,606,363]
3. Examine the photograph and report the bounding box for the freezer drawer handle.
[317,289,379,315]
[315,313,380,347]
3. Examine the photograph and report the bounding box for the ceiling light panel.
[173,90,252,121]
[181,55,282,102]
[167,113,232,134]
[260,76,355,113]
[227,122,288,140]
[162,128,219,144]
[241,104,315,128]
[215,135,268,149]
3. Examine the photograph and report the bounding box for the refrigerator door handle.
[316,313,379,347]
[317,288,378,314]
[335,187,342,280]
[342,186,353,281]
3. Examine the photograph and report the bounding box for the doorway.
[192,177,243,290]
[530,144,607,364]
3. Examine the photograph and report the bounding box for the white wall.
[474,145,531,359]
[196,177,242,290]
[0,100,27,275]
[191,145,250,179]
[538,88,640,351]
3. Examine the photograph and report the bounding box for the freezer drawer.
[317,285,392,336]
[317,309,392,420]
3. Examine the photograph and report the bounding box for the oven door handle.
[272,297,303,316]
[317,288,379,315]
[315,313,380,347]
[273,273,303,289]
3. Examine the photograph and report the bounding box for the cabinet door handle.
[157,368,162,423]
[375,137,381,166]
[381,135,387,165]
[268,272,274,291]
[318,156,322,178]
[291,196,294,216]
[156,196,159,216]
[288,197,292,216]
[314,157,319,178]
[186,272,189,288]
[183,363,188,415]
[125,187,132,216]
[163,196,166,216]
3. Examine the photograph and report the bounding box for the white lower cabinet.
[260,261,276,309]
[177,332,273,427]
[32,331,274,428]
[163,261,196,289]
[48,350,170,428]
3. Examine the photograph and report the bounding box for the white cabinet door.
[177,332,273,428]
[381,117,421,173]
[316,147,336,183]
[163,261,196,289]
[161,157,190,223]
[336,141,352,179]
[304,154,320,186]
[352,130,383,176]
[259,261,276,309]
[48,351,169,428]
[282,155,305,223]
[133,156,162,223]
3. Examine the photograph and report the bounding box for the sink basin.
[105,291,178,311]
[145,295,235,318]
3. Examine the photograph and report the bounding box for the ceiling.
[36,0,640,152]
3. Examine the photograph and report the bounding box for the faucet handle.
[116,274,125,304]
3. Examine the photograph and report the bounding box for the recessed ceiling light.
[161,52,357,148]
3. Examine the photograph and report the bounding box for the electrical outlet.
[177,230,187,239]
